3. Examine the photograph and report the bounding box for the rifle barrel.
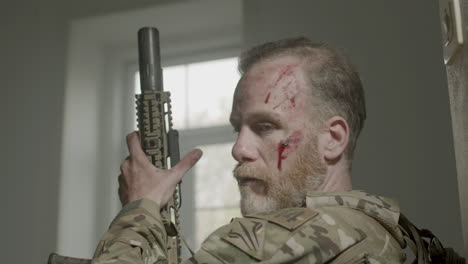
[138,27,163,91]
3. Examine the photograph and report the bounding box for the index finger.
[126,132,147,160]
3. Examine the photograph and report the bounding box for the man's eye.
[253,123,274,133]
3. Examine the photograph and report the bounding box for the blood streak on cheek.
[264,92,271,104]
[277,142,288,169]
[276,130,303,169]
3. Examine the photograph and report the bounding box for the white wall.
[243,0,463,253]
[1,1,67,263]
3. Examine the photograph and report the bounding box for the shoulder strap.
[398,213,465,264]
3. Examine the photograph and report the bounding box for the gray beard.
[233,138,326,216]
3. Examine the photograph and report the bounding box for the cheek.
[276,130,304,169]
[260,137,285,167]
[284,130,304,154]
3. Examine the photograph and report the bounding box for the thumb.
[169,149,203,184]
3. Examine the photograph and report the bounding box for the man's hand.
[118,132,202,206]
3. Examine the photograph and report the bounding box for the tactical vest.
[398,213,465,264]
[305,191,466,264]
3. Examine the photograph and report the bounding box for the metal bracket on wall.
[439,0,464,64]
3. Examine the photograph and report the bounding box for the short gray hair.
[239,37,366,162]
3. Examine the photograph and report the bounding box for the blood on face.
[277,130,303,169]
[264,64,299,111]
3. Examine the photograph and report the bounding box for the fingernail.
[194,149,203,160]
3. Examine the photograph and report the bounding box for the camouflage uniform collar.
[306,190,406,247]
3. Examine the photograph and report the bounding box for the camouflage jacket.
[92,190,406,264]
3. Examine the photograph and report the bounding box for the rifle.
[48,27,182,264]
[136,26,182,264]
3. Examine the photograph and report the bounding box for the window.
[134,57,241,249]
[134,57,240,129]
[194,142,240,246]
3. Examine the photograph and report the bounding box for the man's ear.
[317,116,349,162]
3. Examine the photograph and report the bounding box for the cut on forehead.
[237,53,324,96]
[233,63,307,117]
[236,55,310,89]
[235,55,316,106]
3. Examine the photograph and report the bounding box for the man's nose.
[232,128,258,163]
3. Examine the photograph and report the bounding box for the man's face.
[230,56,327,215]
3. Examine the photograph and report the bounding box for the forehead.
[235,56,305,100]
[231,55,312,123]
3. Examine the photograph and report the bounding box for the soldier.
[92,37,406,263]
